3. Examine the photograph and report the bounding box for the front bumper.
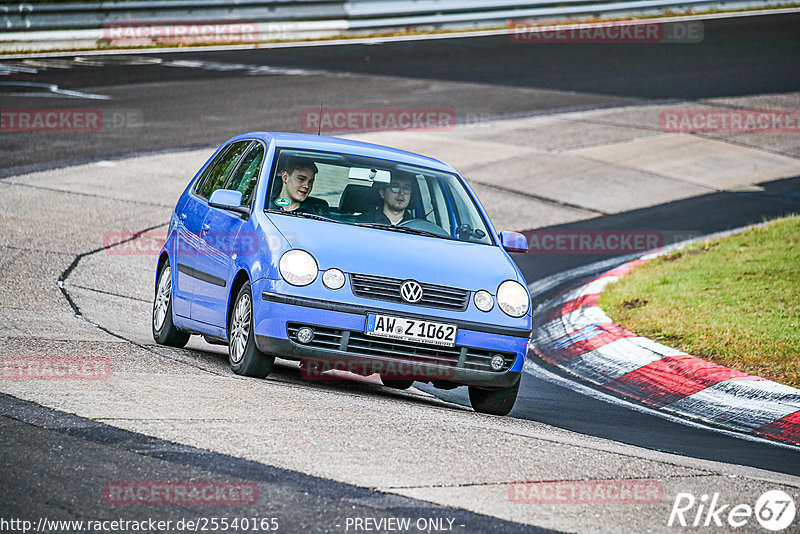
[254,285,530,390]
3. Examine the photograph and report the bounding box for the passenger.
[359,175,415,225]
[270,157,328,215]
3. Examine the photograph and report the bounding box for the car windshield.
[265,148,494,245]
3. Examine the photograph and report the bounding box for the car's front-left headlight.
[279,249,318,286]
[496,280,530,318]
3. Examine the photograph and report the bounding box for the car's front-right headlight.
[496,280,530,318]
[279,249,318,286]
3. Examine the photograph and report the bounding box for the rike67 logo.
[668,490,796,531]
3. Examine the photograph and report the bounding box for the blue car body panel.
[159,132,531,388]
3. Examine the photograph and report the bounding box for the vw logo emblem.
[400,280,423,303]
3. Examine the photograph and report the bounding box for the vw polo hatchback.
[153,132,531,415]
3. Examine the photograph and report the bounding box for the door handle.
[202,224,210,234]
[179,213,187,221]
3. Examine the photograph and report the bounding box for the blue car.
[153,132,531,415]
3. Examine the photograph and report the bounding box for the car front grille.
[287,323,515,373]
[349,273,470,311]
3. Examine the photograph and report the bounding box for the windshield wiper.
[354,222,446,239]
[268,210,337,223]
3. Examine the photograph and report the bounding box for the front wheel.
[468,377,520,416]
[152,260,190,348]
[228,282,275,378]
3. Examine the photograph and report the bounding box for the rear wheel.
[152,260,190,348]
[468,377,520,416]
[228,282,274,378]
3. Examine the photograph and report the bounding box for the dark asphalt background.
[1,12,799,531]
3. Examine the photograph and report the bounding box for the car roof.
[232,132,458,174]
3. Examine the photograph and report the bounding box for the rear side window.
[195,140,251,200]
[226,142,265,207]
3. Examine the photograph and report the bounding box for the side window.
[306,162,349,208]
[195,140,250,200]
[226,142,265,206]
[447,182,472,226]
[444,181,492,244]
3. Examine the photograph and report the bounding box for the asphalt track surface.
[1,12,800,532]
[2,12,799,175]
[1,395,549,534]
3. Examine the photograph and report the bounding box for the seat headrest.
[339,184,376,214]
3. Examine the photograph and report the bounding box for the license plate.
[365,314,457,347]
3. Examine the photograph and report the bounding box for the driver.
[270,157,328,215]
[359,175,415,225]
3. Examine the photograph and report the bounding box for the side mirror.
[500,231,528,253]
[209,189,250,217]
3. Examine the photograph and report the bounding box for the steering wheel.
[397,218,451,237]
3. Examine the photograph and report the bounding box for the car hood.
[269,215,523,291]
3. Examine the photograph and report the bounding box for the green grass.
[599,216,800,388]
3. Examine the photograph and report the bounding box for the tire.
[152,260,190,348]
[228,281,275,378]
[468,377,520,416]
[380,376,414,390]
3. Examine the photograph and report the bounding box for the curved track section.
[531,252,800,446]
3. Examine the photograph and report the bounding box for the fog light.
[297,327,314,344]
[322,268,345,290]
[490,354,505,371]
[474,290,494,312]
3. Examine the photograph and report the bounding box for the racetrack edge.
[529,237,800,448]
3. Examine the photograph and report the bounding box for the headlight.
[322,268,345,290]
[279,250,318,286]
[474,290,494,312]
[496,280,529,318]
